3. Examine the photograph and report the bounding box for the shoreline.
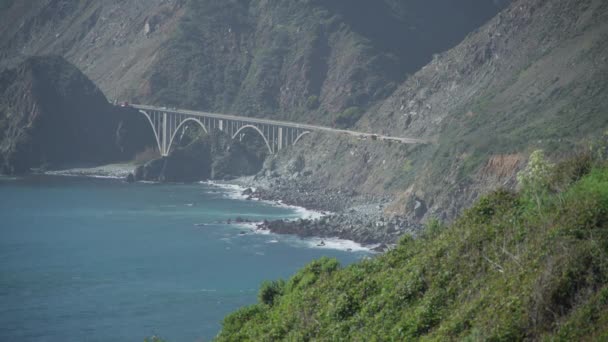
[43,162,136,179]
[38,163,378,252]
[223,176,421,251]
[202,180,329,220]
[201,180,377,252]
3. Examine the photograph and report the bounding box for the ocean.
[0,175,369,341]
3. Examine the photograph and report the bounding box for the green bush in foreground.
[216,154,608,341]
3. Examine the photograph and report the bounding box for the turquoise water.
[0,175,368,341]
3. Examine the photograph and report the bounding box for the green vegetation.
[333,106,363,128]
[517,150,555,211]
[402,158,414,173]
[217,152,608,341]
[305,95,320,110]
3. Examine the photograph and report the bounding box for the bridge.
[131,104,426,157]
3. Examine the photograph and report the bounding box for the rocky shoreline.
[230,176,423,251]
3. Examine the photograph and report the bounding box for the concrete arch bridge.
[131,104,426,157]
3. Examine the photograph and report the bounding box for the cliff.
[0,55,153,174]
[259,0,608,223]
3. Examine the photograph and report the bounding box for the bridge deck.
[131,104,427,145]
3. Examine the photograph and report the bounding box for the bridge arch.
[232,125,273,154]
[293,131,311,145]
[166,118,208,155]
[138,110,163,154]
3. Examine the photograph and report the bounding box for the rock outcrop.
[0,55,153,174]
[133,131,266,182]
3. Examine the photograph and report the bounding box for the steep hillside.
[259,0,608,222]
[0,0,186,100]
[140,0,505,123]
[0,0,506,124]
[217,151,608,340]
[0,55,152,174]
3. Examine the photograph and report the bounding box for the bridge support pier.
[162,113,168,156]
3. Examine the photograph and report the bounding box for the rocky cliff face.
[133,130,266,182]
[256,0,608,222]
[139,0,506,124]
[0,0,506,124]
[0,0,186,101]
[0,55,153,174]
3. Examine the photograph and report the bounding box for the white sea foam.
[276,202,327,220]
[203,181,371,253]
[201,181,254,200]
[202,181,328,220]
[301,237,372,252]
[44,163,135,179]
[243,225,372,252]
[233,222,261,230]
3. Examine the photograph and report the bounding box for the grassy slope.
[216,150,608,341]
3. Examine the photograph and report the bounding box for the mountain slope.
[0,0,506,124]
[258,0,608,223]
[0,0,186,101]
[139,0,505,123]
[0,55,152,173]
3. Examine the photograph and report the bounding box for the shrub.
[333,107,363,128]
[258,279,285,306]
[287,257,340,291]
[217,157,608,341]
[305,95,320,110]
[421,218,445,239]
[517,150,554,209]
[548,152,593,192]
[590,130,608,161]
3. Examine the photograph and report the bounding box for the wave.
[273,201,327,220]
[201,180,328,220]
[300,237,373,253]
[233,221,372,252]
[200,180,254,200]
